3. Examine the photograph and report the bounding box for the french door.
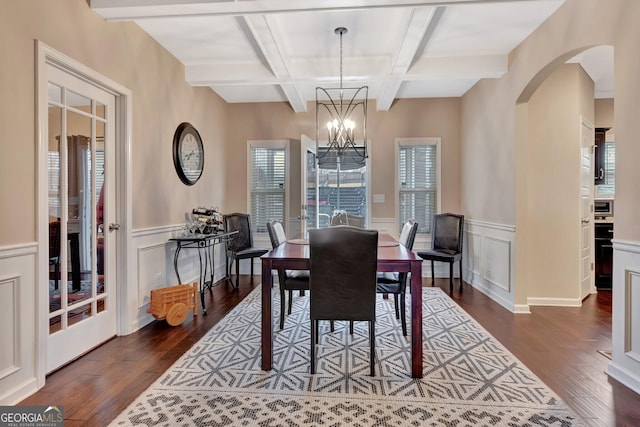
[45,63,117,373]
[301,135,318,235]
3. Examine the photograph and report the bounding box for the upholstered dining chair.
[309,226,379,376]
[223,213,268,288]
[49,220,61,290]
[266,221,310,329]
[376,219,418,336]
[417,213,464,293]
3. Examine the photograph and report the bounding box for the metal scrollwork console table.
[169,231,237,315]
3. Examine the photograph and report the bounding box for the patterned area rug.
[110,287,582,426]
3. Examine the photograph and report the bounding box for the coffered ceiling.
[90,0,613,112]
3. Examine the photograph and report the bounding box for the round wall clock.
[172,122,204,186]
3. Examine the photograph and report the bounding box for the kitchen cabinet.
[595,222,613,289]
[594,127,610,185]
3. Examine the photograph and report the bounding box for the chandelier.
[316,27,368,168]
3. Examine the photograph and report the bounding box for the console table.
[169,231,237,314]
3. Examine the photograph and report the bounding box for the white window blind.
[601,141,615,191]
[399,143,438,234]
[250,146,286,233]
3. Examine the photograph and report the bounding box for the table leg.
[173,245,182,284]
[68,233,81,292]
[261,258,273,371]
[207,240,215,291]
[410,261,423,378]
[198,244,207,315]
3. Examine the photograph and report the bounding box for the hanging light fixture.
[316,27,368,169]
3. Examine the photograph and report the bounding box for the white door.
[301,135,318,235]
[46,64,117,372]
[580,117,595,299]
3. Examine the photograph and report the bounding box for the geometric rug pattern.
[110,287,582,426]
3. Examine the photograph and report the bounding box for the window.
[248,142,287,233]
[397,138,440,234]
[600,141,615,193]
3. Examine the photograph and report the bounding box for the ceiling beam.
[91,0,549,21]
[241,15,307,112]
[377,6,443,111]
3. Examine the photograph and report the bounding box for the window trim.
[246,139,290,234]
[395,137,441,234]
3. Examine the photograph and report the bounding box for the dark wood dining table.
[260,232,424,378]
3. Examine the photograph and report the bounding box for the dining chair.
[223,213,268,288]
[49,220,61,290]
[266,221,310,329]
[309,226,378,376]
[417,213,464,293]
[376,219,418,336]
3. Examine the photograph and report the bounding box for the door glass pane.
[306,150,317,229]
[317,161,367,227]
[67,90,91,110]
[96,121,105,295]
[48,105,62,323]
[66,111,91,309]
[68,302,93,327]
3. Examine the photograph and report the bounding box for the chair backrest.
[49,220,61,258]
[309,226,378,321]
[330,210,348,226]
[431,213,464,253]
[266,221,287,249]
[399,219,419,251]
[224,213,254,252]
[346,214,365,228]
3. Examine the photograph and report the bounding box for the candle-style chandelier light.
[316,27,368,168]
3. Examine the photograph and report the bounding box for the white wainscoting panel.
[609,239,640,395]
[129,225,230,333]
[464,220,516,312]
[0,243,38,404]
[0,275,19,380]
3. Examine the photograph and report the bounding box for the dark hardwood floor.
[20,277,640,426]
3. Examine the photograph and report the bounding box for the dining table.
[260,232,424,378]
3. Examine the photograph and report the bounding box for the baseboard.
[0,378,38,405]
[607,362,640,396]
[527,297,583,307]
[467,278,516,312]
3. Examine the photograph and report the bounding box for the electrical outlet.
[155,272,162,287]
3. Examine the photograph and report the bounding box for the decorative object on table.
[172,122,204,186]
[189,206,223,234]
[417,213,465,293]
[147,282,198,326]
[316,27,368,169]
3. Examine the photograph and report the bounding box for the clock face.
[173,123,204,185]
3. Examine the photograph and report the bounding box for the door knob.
[581,217,590,224]
[108,223,120,231]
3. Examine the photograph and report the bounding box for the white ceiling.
[90,0,614,112]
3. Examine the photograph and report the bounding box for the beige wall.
[225,98,461,221]
[461,0,640,243]
[523,64,594,300]
[460,0,640,307]
[0,0,227,245]
[595,99,614,128]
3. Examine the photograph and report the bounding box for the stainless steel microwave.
[594,199,614,217]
